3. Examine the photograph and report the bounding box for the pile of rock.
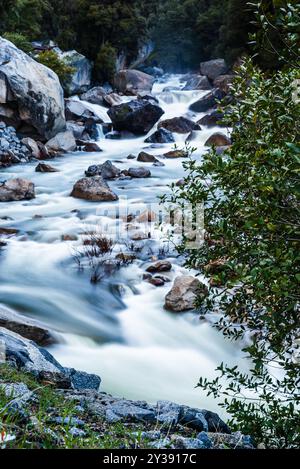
[0,122,31,167]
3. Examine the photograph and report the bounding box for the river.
[0,75,246,413]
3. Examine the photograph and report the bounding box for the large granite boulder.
[200,59,228,81]
[145,128,175,144]
[164,276,208,312]
[65,99,104,124]
[114,69,154,96]
[0,178,35,202]
[58,50,92,96]
[80,86,107,105]
[0,36,65,139]
[108,99,164,135]
[70,176,118,201]
[205,132,231,147]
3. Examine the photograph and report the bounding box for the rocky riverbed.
[0,35,250,448]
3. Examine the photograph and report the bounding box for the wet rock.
[71,176,118,202]
[0,37,65,139]
[158,116,200,134]
[213,74,234,94]
[114,69,154,96]
[198,110,225,127]
[127,154,136,160]
[200,59,228,81]
[183,75,212,91]
[46,130,76,153]
[0,178,35,202]
[0,305,57,346]
[146,260,172,273]
[108,99,164,135]
[0,227,19,235]
[204,132,231,147]
[128,167,151,178]
[80,86,107,105]
[35,163,58,173]
[137,151,158,163]
[145,128,175,144]
[82,142,102,152]
[164,276,208,312]
[65,99,103,124]
[101,160,121,179]
[66,121,85,140]
[164,149,187,159]
[189,89,224,113]
[21,137,41,159]
[148,277,165,287]
[103,93,123,107]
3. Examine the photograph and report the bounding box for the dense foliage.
[164,4,300,448]
[1,0,297,73]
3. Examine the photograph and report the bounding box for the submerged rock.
[137,151,158,163]
[164,276,208,312]
[146,260,172,273]
[35,163,58,173]
[128,167,151,178]
[85,160,120,179]
[70,176,118,201]
[108,99,164,135]
[0,178,35,202]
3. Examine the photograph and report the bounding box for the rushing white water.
[0,75,242,414]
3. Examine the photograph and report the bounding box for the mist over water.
[0,75,243,413]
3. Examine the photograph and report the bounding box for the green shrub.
[94,43,117,84]
[3,32,33,53]
[36,50,74,83]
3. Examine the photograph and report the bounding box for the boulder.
[137,152,158,163]
[103,93,123,107]
[204,132,231,147]
[164,149,187,159]
[70,176,118,202]
[114,69,155,96]
[21,137,41,159]
[35,163,58,173]
[183,75,212,91]
[145,128,175,144]
[128,167,151,178]
[198,110,225,127]
[65,99,103,124]
[58,50,92,96]
[85,160,121,179]
[82,142,102,152]
[146,260,172,273]
[164,276,208,312]
[80,86,107,105]
[0,305,56,346]
[0,327,101,390]
[108,99,164,135]
[213,74,234,94]
[189,89,224,113]
[66,121,85,140]
[0,37,65,139]
[158,116,200,134]
[200,59,228,81]
[46,130,76,152]
[0,178,35,202]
